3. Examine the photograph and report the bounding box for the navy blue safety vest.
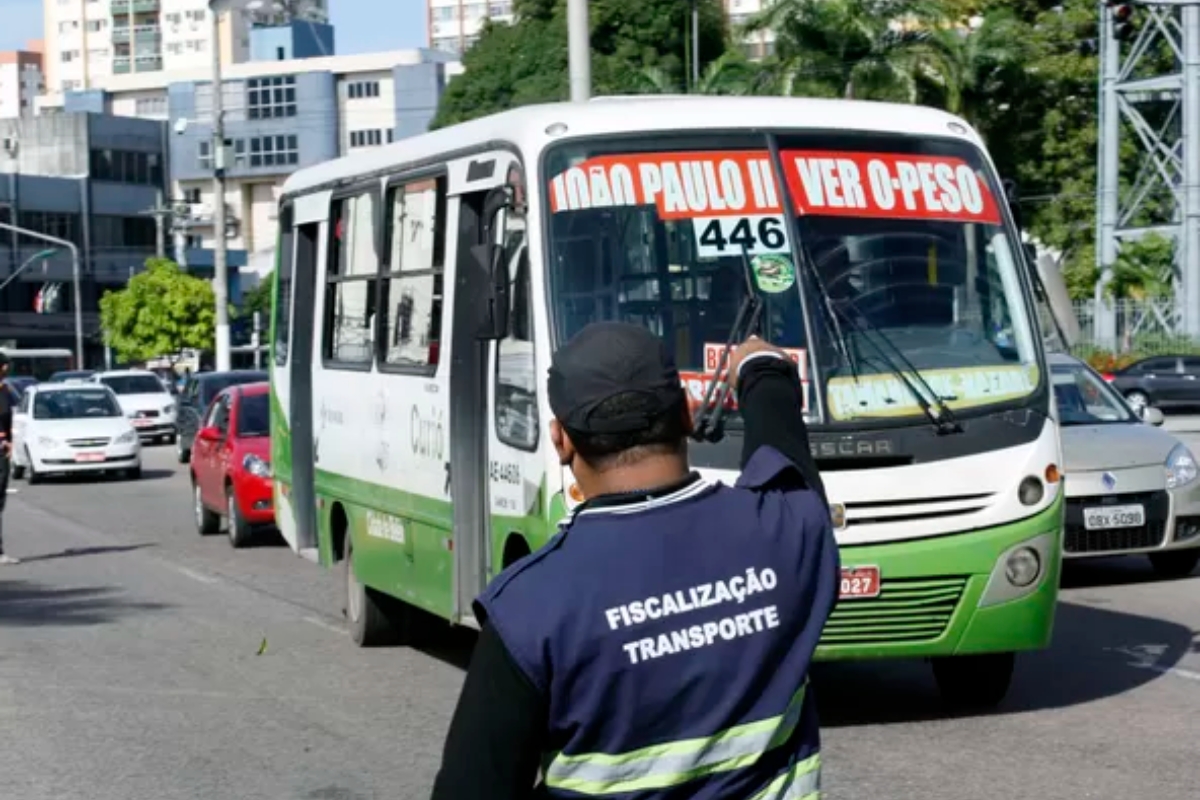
[475,445,840,800]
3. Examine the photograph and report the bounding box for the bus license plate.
[75,453,105,463]
[1083,504,1145,531]
[840,566,881,600]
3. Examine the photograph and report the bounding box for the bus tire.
[342,535,398,647]
[932,652,1014,710]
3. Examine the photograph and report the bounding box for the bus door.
[445,149,526,623]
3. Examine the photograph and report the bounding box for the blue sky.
[0,0,426,55]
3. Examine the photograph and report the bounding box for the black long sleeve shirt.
[0,382,13,443]
[430,355,823,800]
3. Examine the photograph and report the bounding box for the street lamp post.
[0,248,58,293]
[0,222,84,368]
[209,0,231,371]
[567,0,591,101]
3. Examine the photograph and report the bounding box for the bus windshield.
[542,131,1041,427]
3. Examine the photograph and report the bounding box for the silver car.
[1053,353,1200,577]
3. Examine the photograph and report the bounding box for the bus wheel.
[931,652,1015,710]
[342,536,398,647]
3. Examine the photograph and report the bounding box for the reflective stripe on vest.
[543,682,813,796]
[748,754,821,800]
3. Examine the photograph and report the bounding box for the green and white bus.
[270,97,1069,706]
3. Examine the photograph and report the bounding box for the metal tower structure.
[1096,0,1200,345]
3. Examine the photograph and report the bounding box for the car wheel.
[931,652,1015,710]
[194,480,220,535]
[226,486,253,549]
[1148,549,1200,579]
[176,435,190,464]
[125,465,142,480]
[1125,390,1150,413]
[11,457,24,480]
[24,447,42,485]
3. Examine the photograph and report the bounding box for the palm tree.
[635,51,767,95]
[923,11,1032,127]
[744,0,950,102]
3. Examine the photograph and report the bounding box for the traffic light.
[1108,1,1137,42]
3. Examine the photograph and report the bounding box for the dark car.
[48,370,95,383]
[1104,355,1200,414]
[175,370,268,463]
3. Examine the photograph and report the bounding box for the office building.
[0,113,168,360]
[41,0,329,94]
[39,30,456,279]
[427,0,514,55]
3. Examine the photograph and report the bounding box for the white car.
[1053,353,1200,578]
[11,382,142,482]
[91,369,178,444]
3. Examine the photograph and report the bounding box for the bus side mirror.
[475,186,512,341]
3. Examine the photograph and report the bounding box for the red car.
[190,382,274,547]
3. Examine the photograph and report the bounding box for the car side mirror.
[1141,406,1165,427]
[197,425,221,442]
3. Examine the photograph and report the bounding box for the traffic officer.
[431,322,839,800]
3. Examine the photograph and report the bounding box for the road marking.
[174,565,220,585]
[304,616,347,635]
[1108,645,1200,682]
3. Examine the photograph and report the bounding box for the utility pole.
[209,0,231,371]
[143,187,172,258]
[1095,0,1200,345]
[691,0,700,89]
[567,0,591,101]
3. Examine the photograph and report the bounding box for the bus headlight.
[1165,444,1198,490]
[1017,476,1044,506]
[1005,547,1041,588]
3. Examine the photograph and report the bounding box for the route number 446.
[693,215,790,259]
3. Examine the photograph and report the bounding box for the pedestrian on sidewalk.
[0,352,17,564]
[432,323,838,800]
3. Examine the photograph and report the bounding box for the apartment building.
[41,0,329,94]
[0,46,47,119]
[40,27,457,280]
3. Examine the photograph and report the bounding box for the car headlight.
[115,430,138,445]
[1165,443,1199,489]
[37,436,58,449]
[162,403,175,415]
[243,454,271,478]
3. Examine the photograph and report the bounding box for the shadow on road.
[26,468,177,486]
[0,580,169,627]
[813,599,1195,727]
[1062,557,1199,590]
[18,543,157,563]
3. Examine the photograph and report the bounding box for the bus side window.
[379,174,447,374]
[322,188,379,367]
[495,247,538,451]
[274,203,295,366]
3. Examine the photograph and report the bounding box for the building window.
[134,96,167,116]
[198,140,211,170]
[380,176,446,372]
[246,75,297,119]
[90,149,164,186]
[92,215,156,248]
[349,129,391,148]
[183,187,202,204]
[18,211,81,245]
[248,135,298,168]
[347,81,380,99]
[322,190,378,366]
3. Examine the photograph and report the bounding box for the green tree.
[746,0,950,101]
[432,0,730,128]
[241,270,273,318]
[634,50,764,95]
[99,258,217,364]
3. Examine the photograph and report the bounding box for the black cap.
[548,322,685,435]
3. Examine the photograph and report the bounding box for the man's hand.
[728,337,790,391]
[1,441,11,458]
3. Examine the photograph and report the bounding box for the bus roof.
[282,96,984,197]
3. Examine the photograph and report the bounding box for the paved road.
[0,426,1199,799]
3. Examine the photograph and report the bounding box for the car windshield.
[101,375,166,395]
[202,373,267,406]
[33,389,123,420]
[543,131,1041,427]
[236,393,269,437]
[1052,363,1136,425]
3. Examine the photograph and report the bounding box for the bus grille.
[820,575,968,646]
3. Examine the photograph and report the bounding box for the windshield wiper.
[692,248,763,444]
[827,299,964,435]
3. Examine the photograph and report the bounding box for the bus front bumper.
[815,494,1064,662]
